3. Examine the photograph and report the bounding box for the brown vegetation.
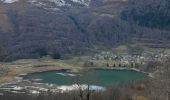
[0,4,12,33]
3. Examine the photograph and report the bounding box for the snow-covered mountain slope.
[71,0,90,6]
[35,0,91,7]
[0,0,18,3]
[1,0,91,7]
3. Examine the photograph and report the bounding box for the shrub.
[33,48,48,58]
[0,47,8,62]
[82,61,94,67]
[50,52,61,59]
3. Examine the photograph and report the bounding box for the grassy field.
[1,44,170,83]
[113,45,128,55]
[0,55,133,83]
[0,58,84,83]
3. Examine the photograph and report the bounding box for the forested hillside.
[0,0,170,60]
[122,0,170,30]
[0,0,129,60]
[121,0,170,48]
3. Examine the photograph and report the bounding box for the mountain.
[1,0,169,60]
[0,0,128,60]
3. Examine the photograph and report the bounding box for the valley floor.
[0,58,81,83]
[0,57,151,87]
[0,56,169,100]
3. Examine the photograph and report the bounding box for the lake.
[22,69,145,87]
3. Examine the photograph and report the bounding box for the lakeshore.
[0,64,81,84]
[0,58,152,94]
[0,67,146,94]
[0,65,150,84]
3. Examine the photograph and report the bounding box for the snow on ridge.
[29,0,91,7]
[48,0,91,6]
[49,0,67,6]
[71,0,91,6]
[1,0,91,6]
[2,0,18,3]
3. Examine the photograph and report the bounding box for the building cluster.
[91,51,169,64]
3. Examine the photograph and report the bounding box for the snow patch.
[0,86,23,91]
[57,84,105,92]
[28,0,91,8]
[13,86,23,91]
[49,0,67,6]
[30,90,40,94]
[2,0,18,3]
[71,0,90,6]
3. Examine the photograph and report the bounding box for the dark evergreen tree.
[51,52,61,59]
[33,48,48,58]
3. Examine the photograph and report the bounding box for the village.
[90,51,169,67]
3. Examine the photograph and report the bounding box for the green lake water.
[23,69,145,86]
